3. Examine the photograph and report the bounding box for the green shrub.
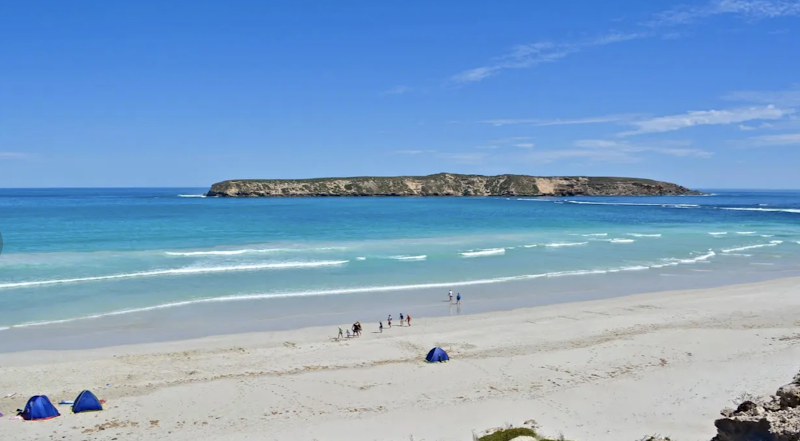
[478,427,538,441]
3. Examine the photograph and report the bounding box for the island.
[206,174,700,197]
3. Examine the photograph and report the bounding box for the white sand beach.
[2,277,800,441]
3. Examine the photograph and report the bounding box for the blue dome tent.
[20,395,60,421]
[425,347,449,363]
[72,390,103,413]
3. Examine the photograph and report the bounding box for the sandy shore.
[2,277,800,441]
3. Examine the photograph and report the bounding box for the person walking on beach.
[388,314,392,328]
[449,290,453,303]
[338,327,344,340]
[379,321,383,333]
[457,292,461,305]
[346,329,351,339]
[399,313,404,326]
[407,314,411,326]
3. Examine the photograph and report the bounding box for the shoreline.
[3,262,799,353]
[2,276,800,440]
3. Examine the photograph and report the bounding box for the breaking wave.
[545,242,588,248]
[388,255,427,261]
[460,248,506,258]
[0,260,350,290]
[722,207,800,214]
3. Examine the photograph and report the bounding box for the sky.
[1,0,799,188]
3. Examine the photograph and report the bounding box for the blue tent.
[20,395,60,421]
[72,390,103,413]
[425,347,449,363]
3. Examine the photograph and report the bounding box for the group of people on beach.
[338,322,362,339]
[337,289,462,340]
[380,312,410,332]
[337,314,412,339]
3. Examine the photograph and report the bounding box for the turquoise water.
[1,188,800,347]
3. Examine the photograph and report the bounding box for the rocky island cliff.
[206,173,700,197]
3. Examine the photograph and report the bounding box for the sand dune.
[2,277,800,440]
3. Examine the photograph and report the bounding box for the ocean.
[1,188,799,351]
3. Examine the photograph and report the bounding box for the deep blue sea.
[1,188,800,349]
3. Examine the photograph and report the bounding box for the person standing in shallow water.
[399,313,404,326]
[387,314,392,328]
[449,290,453,303]
[407,314,411,326]
[457,292,461,305]
[379,321,383,333]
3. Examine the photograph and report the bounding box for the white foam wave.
[736,232,757,235]
[0,260,350,290]
[721,242,780,253]
[1,250,722,330]
[760,235,774,237]
[608,238,635,243]
[460,248,506,257]
[356,257,367,261]
[651,251,716,268]
[627,233,662,237]
[165,248,290,256]
[388,255,427,261]
[545,242,588,248]
[565,201,699,208]
[571,233,607,237]
[709,232,728,236]
[178,194,207,198]
[523,244,538,248]
[722,207,800,214]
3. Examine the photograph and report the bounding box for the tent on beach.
[425,347,449,363]
[72,390,103,413]
[20,395,60,421]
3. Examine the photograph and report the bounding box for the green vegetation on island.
[206,173,700,197]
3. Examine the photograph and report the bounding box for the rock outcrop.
[712,377,800,441]
[206,173,700,197]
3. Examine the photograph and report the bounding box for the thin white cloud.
[524,149,641,164]
[488,136,532,143]
[618,105,793,136]
[514,143,535,148]
[482,114,637,127]
[450,33,643,84]
[391,149,436,155]
[749,133,800,145]
[383,85,413,95]
[574,139,621,148]
[723,87,800,106]
[573,139,713,158]
[453,1,799,84]
[645,0,800,27]
[439,152,488,165]
[0,152,27,160]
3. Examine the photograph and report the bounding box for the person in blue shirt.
[456,293,462,305]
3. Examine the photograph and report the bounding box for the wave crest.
[0,260,350,290]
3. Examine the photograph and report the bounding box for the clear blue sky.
[1,0,799,188]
